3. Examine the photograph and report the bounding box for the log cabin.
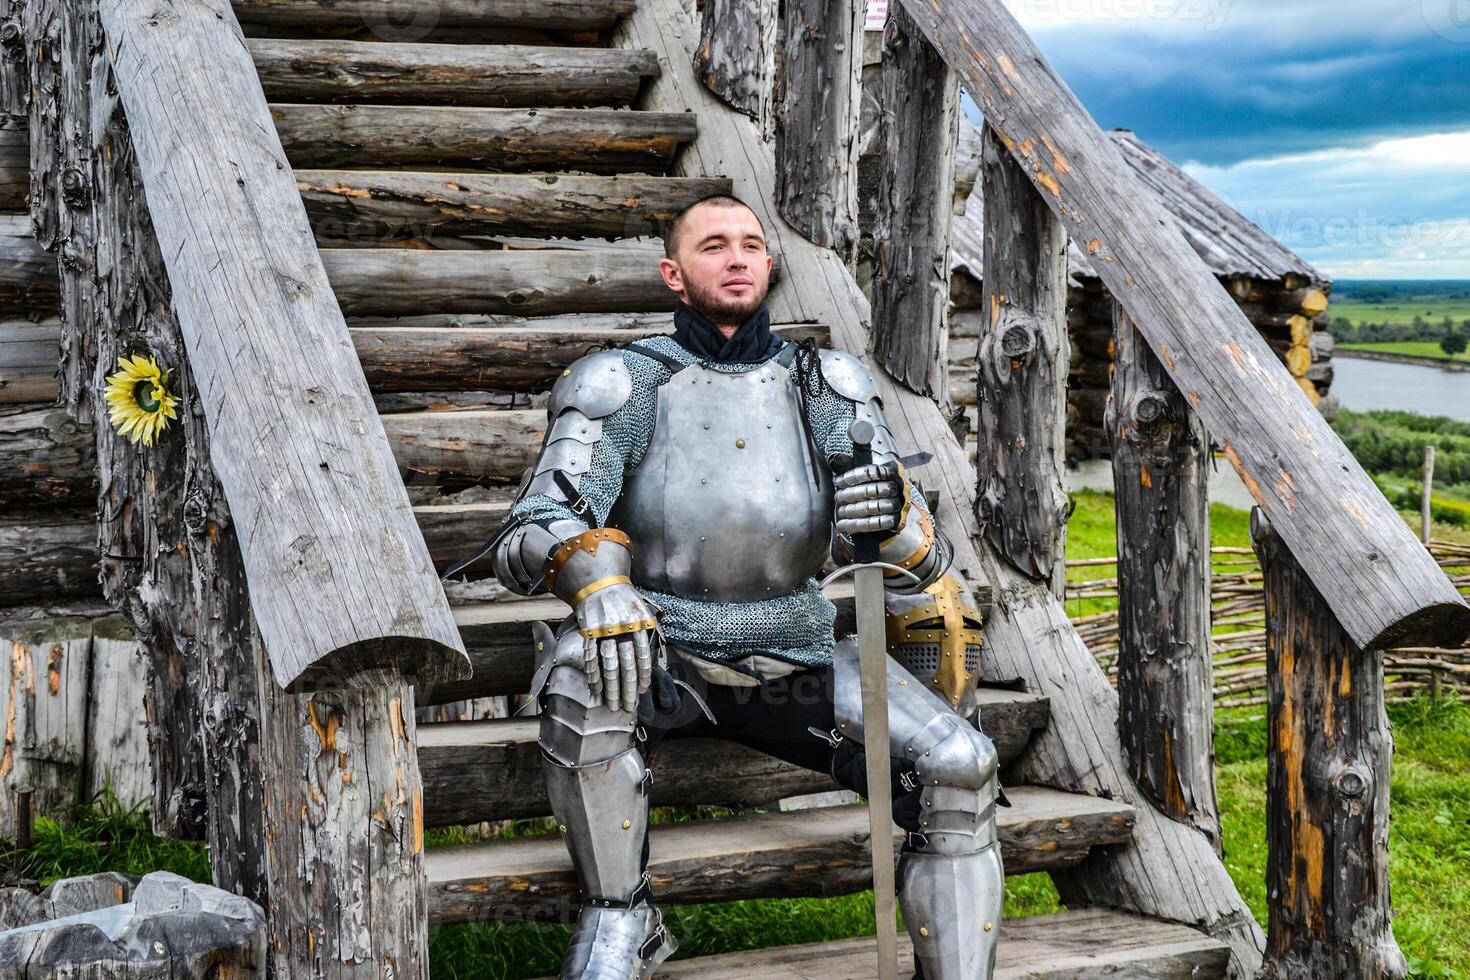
[1,0,1465,977]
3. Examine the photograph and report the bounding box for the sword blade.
[854,562,899,980]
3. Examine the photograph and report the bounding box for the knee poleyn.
[911,716,998,791]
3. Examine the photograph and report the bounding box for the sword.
[821,418,911,980]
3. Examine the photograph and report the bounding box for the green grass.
[1331,299,1470,328]
[1341,341,1470,363]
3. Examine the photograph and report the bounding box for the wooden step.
[353,320,824,392]
[382,408,542,480]
[0,214,58,319]
[320,248,671,316]
[297,171,730,242]
[642,908,1230,980]
[271,104,698,172]
[233,0,638,34]
[418,688,1051,826]
[251,39,659,108]
[0,127,26,211]
[426,788,1135,924]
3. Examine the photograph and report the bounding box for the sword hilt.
[848,419,881,565]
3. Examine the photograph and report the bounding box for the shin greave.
[537,620,675,979]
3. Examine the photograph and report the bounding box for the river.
[1331,354,1470,422]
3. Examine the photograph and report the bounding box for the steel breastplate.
[608,355,834,603]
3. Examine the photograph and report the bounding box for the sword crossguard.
[819,562,922,591]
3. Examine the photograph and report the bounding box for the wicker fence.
[1065,541,1470,708]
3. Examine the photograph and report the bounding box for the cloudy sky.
[960,0,1470,279]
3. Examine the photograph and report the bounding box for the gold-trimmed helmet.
[885,571,984,717]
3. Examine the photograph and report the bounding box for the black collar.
[671,300,782,363]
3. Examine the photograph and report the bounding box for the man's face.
[658,203,773,324]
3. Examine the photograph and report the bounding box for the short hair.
[662,193,765,258]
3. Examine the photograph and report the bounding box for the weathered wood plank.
[0,509,96,606]
[0,612,90,839]
[0,319,59,403]
[98,0,468,692]
[250,38,657,108]
[870,3,958,400]
[773,0,862,262]
[425,788,1135,923]
[383,409,542,480]
[1108,304,1219,847]
[297,170,730,243]
[0,212,57,318]
[902,0,1470,651]
[321,248,675,317]
[0,404,93,509]
[257,669,431,977]
[976,124,1070,594]
[648,909,1231,980]
[231,0,638,33]
[271,104,697,172]
[693,0,776,127]
[1252,511,1406,979]
[0,125,27,210]
[418,688,1051,825]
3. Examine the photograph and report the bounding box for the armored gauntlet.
[833,459,946,591]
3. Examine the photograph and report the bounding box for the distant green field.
[1332,298,1470,327]
[1340,341,1470,363]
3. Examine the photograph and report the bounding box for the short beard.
[682,274,769,327]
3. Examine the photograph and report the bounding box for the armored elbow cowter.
[820,350,948,592]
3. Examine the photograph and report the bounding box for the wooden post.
[96,0,469,693]
[25,0,266,903]
[975,123,1070,596]
[773,0,863,264]
[1107,303,1219,849]
[1422,445,1435,544]
[257,644,431,980]
[1252,510,1407,980]
[897,0,1470,651]
[692,0,776,134]
[870,1,959,401]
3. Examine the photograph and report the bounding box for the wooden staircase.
[227,2,1232,976]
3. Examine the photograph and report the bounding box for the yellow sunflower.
[103,353,179,447]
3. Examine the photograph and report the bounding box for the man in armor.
[488,194,1003,979]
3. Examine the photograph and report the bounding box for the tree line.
[1331,409,1470,526]
[1330,316,1470,356]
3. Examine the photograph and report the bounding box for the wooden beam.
[693,0,776,126]
[976,124,1070,595]
[249,38,657,108]
[772,0,862,263]
[899,0,1470,650]
[271,104,697,172]
[1252,511,1407,979]
[0,509,97,606]
[1107,304,1219,848]
[296,171,730,244]
[257,671,433,978]
[426,789,1136,923]
[231,0,638,33]
[870,2,959,400]
[0,125,26,210]
[0,404,94,509]
[321,248,674,317]
[0,319,59,404]
[419,688,1050,824]
[0,213,57,318]
[98,0,468,692]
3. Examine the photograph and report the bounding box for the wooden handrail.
[98,0,468,692]
[896,0,1470,652]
